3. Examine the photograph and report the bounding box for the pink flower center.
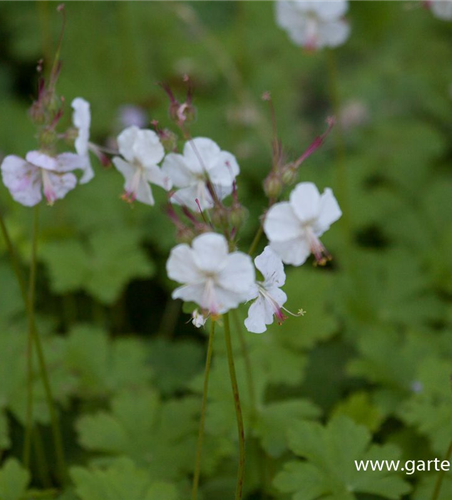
[41,170,56,205]
[304,226,331,266]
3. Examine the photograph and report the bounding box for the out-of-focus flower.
[1,150,86,206]
[428,0,452,20]
[275,0,350,50]
[339,99,370,131]
[113,126,172,205]
[71,97,94,184]
[264,182,341,266]
[163,137,240,211]
[245,246,288,334]
[166,233,255,314]
[118,105,148,129]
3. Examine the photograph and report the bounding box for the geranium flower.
[428,0,452,20]
[245,246,288,334]
[166,233,255,315]
[1,150,86,207]
[71,97,94,184]
[264,182,341,266]
[162,137,240,211]
[275,0,350,50]
[113,126,172,205]
[191,309,208,328]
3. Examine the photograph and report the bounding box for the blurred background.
[1,2,452,499]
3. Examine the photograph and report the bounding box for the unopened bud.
[29,102,45,125]
[230,205,247,228]
[64,127,78,145]
[281,164,297,185]
[264,173,283,199]
[211,206,227,227]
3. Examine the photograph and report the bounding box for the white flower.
[192,309,208,328]
[113,126,172,205]
[1,150,86,207]
[245,246,288,334]
[264,182,341,266]
[430,0,452,20]
[275,0,350,50]
[162,137,240,211]
[166,233,255,315]
[71,97,94,184]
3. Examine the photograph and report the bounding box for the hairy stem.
[192,320,216,500]
[0,208,67,483]
[431,439,452,500]
[23,206,40,468]
[224,313,246,500]
[248,225,264,257]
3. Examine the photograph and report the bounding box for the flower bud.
[230,205,247,228]
[281,164,297,185]
[264,173,283,199]
[211,206,227,227]
[29,102,45,125]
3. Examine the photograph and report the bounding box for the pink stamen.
[305,226,331,266]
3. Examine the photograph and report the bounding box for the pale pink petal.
[71,97,91,156]
[1,155,42,207]
[25,151,58,171]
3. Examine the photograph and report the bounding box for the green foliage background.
[0,1,452,499]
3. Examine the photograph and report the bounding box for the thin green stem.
[23,206,40,468]
[248,225,263,257]
[33,427,52,488]
[224,313,246,500]
[326,50,351,245]
[192,320,216,500]
[0,208,67,483]
[431,439,452,500]
[232,311,256,416]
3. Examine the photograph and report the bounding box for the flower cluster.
[275,0,350,50]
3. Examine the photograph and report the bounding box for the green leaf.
[40,228,154,304]
[76,390,198,481]
[0,459,30,500]
[71,458,179,500]
[274,416,411,500]
[332,392,383,433]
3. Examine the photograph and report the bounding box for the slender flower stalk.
[224,313,246,500]
[192,320,216,500]
[326,49,350,244]
[23,205,40,468]
[0,208,67,483]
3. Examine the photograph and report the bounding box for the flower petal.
[217,252,255,295]
[133,129,165,167]
[270,237,311,266]
[244,296,269,334]
[113,157,135,182]
[25,151,58,171]
[170,184,213,211]
[208,151,240,186]
[144,165,172,191]
[167,243,202,284]
[313,187,342,235]
[264,202,301,242]
[183,137,221,173]
[134,177,155,206]
[192,233,229,273]
[255,246,286,288]
[117,126,140,163]
[46,172,78,201]
[1,155,42,207]
[289,182,322,224]
[162,153,195,188]
[72,97,91,156]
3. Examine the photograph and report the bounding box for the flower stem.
[192,320,216,500]
[23,205,40,469]
[431,438,452,500]
[0,207,67,483]
[326,50,351,244]
[224,313,246,500]
[248,225,263,257]
[232,310,256,415]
